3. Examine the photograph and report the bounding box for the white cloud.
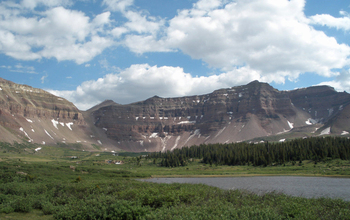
[1,0,350,93]
[0,3,113,64]
[124,11,164,34]
[318,69,350,93]
[2,63,37,74]
[98,0,350,85]
[49,64,261,110]
[102,0,133,12]
[39,35,113,64]
[21,0,72,9]
[41,74,48,83]
[158,0,350,83]
[309,11,350,31]
[194,0,223,11]
[124,35,171,54]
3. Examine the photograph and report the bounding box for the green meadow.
[1,141,350,219]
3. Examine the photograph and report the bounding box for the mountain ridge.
[1,78,349,152]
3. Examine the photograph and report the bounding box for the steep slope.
[1,78,349,152]
[89,81,350,152]
[0,78,118,151]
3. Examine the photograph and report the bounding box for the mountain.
[1,78,350,152]
[88,80,350,152]
[0,78,118,151]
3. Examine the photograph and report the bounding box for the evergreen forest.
[149,137,350,167]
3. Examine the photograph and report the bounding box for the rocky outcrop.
[89,81,350,152]
[0,78,118,150]
[1,78,350,152]
[0,77,83,123]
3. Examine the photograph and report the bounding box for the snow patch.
[103,128,108,131]
[51,119,59,129]
[0,87,2,91]
[97,140,102,145]
[305,118,317,125]
[341,131,349,135]
[183,130,200,147]
[279,139,286,142]
[177,121,196,125]
[66,122,73,130]
[171,136,181,151]
[35,147,41,152]
[44,129,54,140]
[339,105,343,111]
[42,141,45,145]
[320,127,331,135]
[149,133,158,138]
[287,120,294,129]
[160,136,171,152]
[26,118,33,123]
[135,117,139,121]
[19,127,33,142]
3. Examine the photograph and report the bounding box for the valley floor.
[1,142,350,219]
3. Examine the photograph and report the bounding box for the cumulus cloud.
[318,69,350,93]
[0,2,113,64]
[102,0,133,12]
[49,64,261,110]
[159,0,350,83]
[21,0,72,9]
[2,0,350,108]
[309,11,350,31]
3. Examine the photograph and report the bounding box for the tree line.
[148,136,350,167]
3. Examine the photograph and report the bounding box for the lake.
[141,176,350,201]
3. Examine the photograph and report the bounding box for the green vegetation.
[1,140,350,219]
[149,136,350,167]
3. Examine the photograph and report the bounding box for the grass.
[1,142,350,219]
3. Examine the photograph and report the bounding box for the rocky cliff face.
[0,78,83,123]
[1,78,349,152]
[0,78,117,150]
[89,81,350,152]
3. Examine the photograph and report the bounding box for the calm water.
[141,176,350,201]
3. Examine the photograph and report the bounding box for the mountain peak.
[247,80,260,85]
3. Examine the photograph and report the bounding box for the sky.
[0,0,350,110]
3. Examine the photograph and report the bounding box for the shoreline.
[148,173,350,178]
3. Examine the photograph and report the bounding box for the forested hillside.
[149,137,350,167]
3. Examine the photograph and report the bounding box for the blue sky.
[0,0,350,110]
